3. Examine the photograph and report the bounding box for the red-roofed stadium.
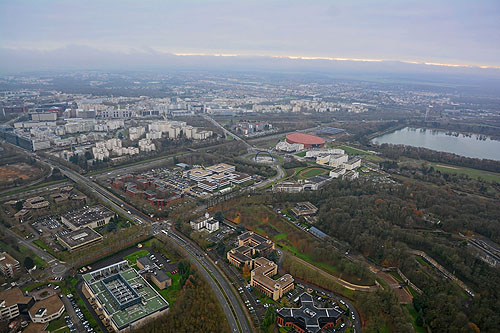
[286,132,325,148]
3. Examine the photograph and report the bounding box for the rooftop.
[29,294,63,319]
[57,227,103,249]
[61,205,114,228]
[277,293,342,333]
[83,261,168,330]
[286,132,325,145]
[0,287,32,308]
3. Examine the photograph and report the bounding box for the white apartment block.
[129,126,146,140]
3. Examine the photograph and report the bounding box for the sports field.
[297,167,329,179]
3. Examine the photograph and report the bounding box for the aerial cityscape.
[0,1,499,333]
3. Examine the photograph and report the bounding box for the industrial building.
[61,205,114,230]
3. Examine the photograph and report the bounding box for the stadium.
[286,132,325,148]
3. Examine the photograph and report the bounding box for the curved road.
[49,161,251,333]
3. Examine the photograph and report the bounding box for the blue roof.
[309,226,328,238]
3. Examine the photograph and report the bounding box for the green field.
[33,239,57,257]
[428,162,500,183]
[295,151,306,157]
[46,312,68,332]
[297,167,329,179]
[124,249,150,265]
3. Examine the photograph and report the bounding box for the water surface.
[372,127,500,161]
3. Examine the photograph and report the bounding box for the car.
[352,314,355,320]
[341,323,345,328]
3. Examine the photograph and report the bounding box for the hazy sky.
[1,0,500,69]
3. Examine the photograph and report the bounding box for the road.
[44,159,251,333]
[159,230,251,333]
[291,255,376,292]
[203,114,252,149]
[1,225,68,278]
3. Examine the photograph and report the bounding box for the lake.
[371,127,500,161]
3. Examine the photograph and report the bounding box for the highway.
[46,160,251,333]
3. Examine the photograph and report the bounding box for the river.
[371,127,500,161]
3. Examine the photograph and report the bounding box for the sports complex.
[286,132,326,148]
[82,261,169,332]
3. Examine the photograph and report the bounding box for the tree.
[15,201,24,211]
[235,224,246,235]
[106,220,117,232]
[214,211,224,222]
[24,257,34,270]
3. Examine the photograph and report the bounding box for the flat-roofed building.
[190,212,220,233]
[291,202,318,218]
[277,293,342,333]
[227,246,253,268]
[344,157,361,170]
[329,167,346,178]
[238,232,274,256]
[343,170,359,180]
[0,288,34,321]
[23,196,50,210]
[229,172,252,184]
[206,163,235,174]
[0,252,21,278]
[184,168,213,182]
[29,294,65,324]
[14,209,31,223]
[136,257,172,290]
[82,261,169,332]
[272,182,304,193]
[61,205,114,230]
[57,227,103,251]
[251,257,294,301]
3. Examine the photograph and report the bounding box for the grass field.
[124,249,149,265]
[154,271,182,304]
[295,151,306,157]
[296,167,329,180]
[336,145,384,162]
[33,239,57,257]
[426,162,500,183]
[19,245,46,269]
[46,312,68,332]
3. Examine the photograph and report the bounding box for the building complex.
[227,232,294,301]
[277,292,343,333]
[82,261,169,332]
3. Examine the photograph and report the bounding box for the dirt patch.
[0,162,41,182]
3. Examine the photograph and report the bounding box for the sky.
[1,0,500,72]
